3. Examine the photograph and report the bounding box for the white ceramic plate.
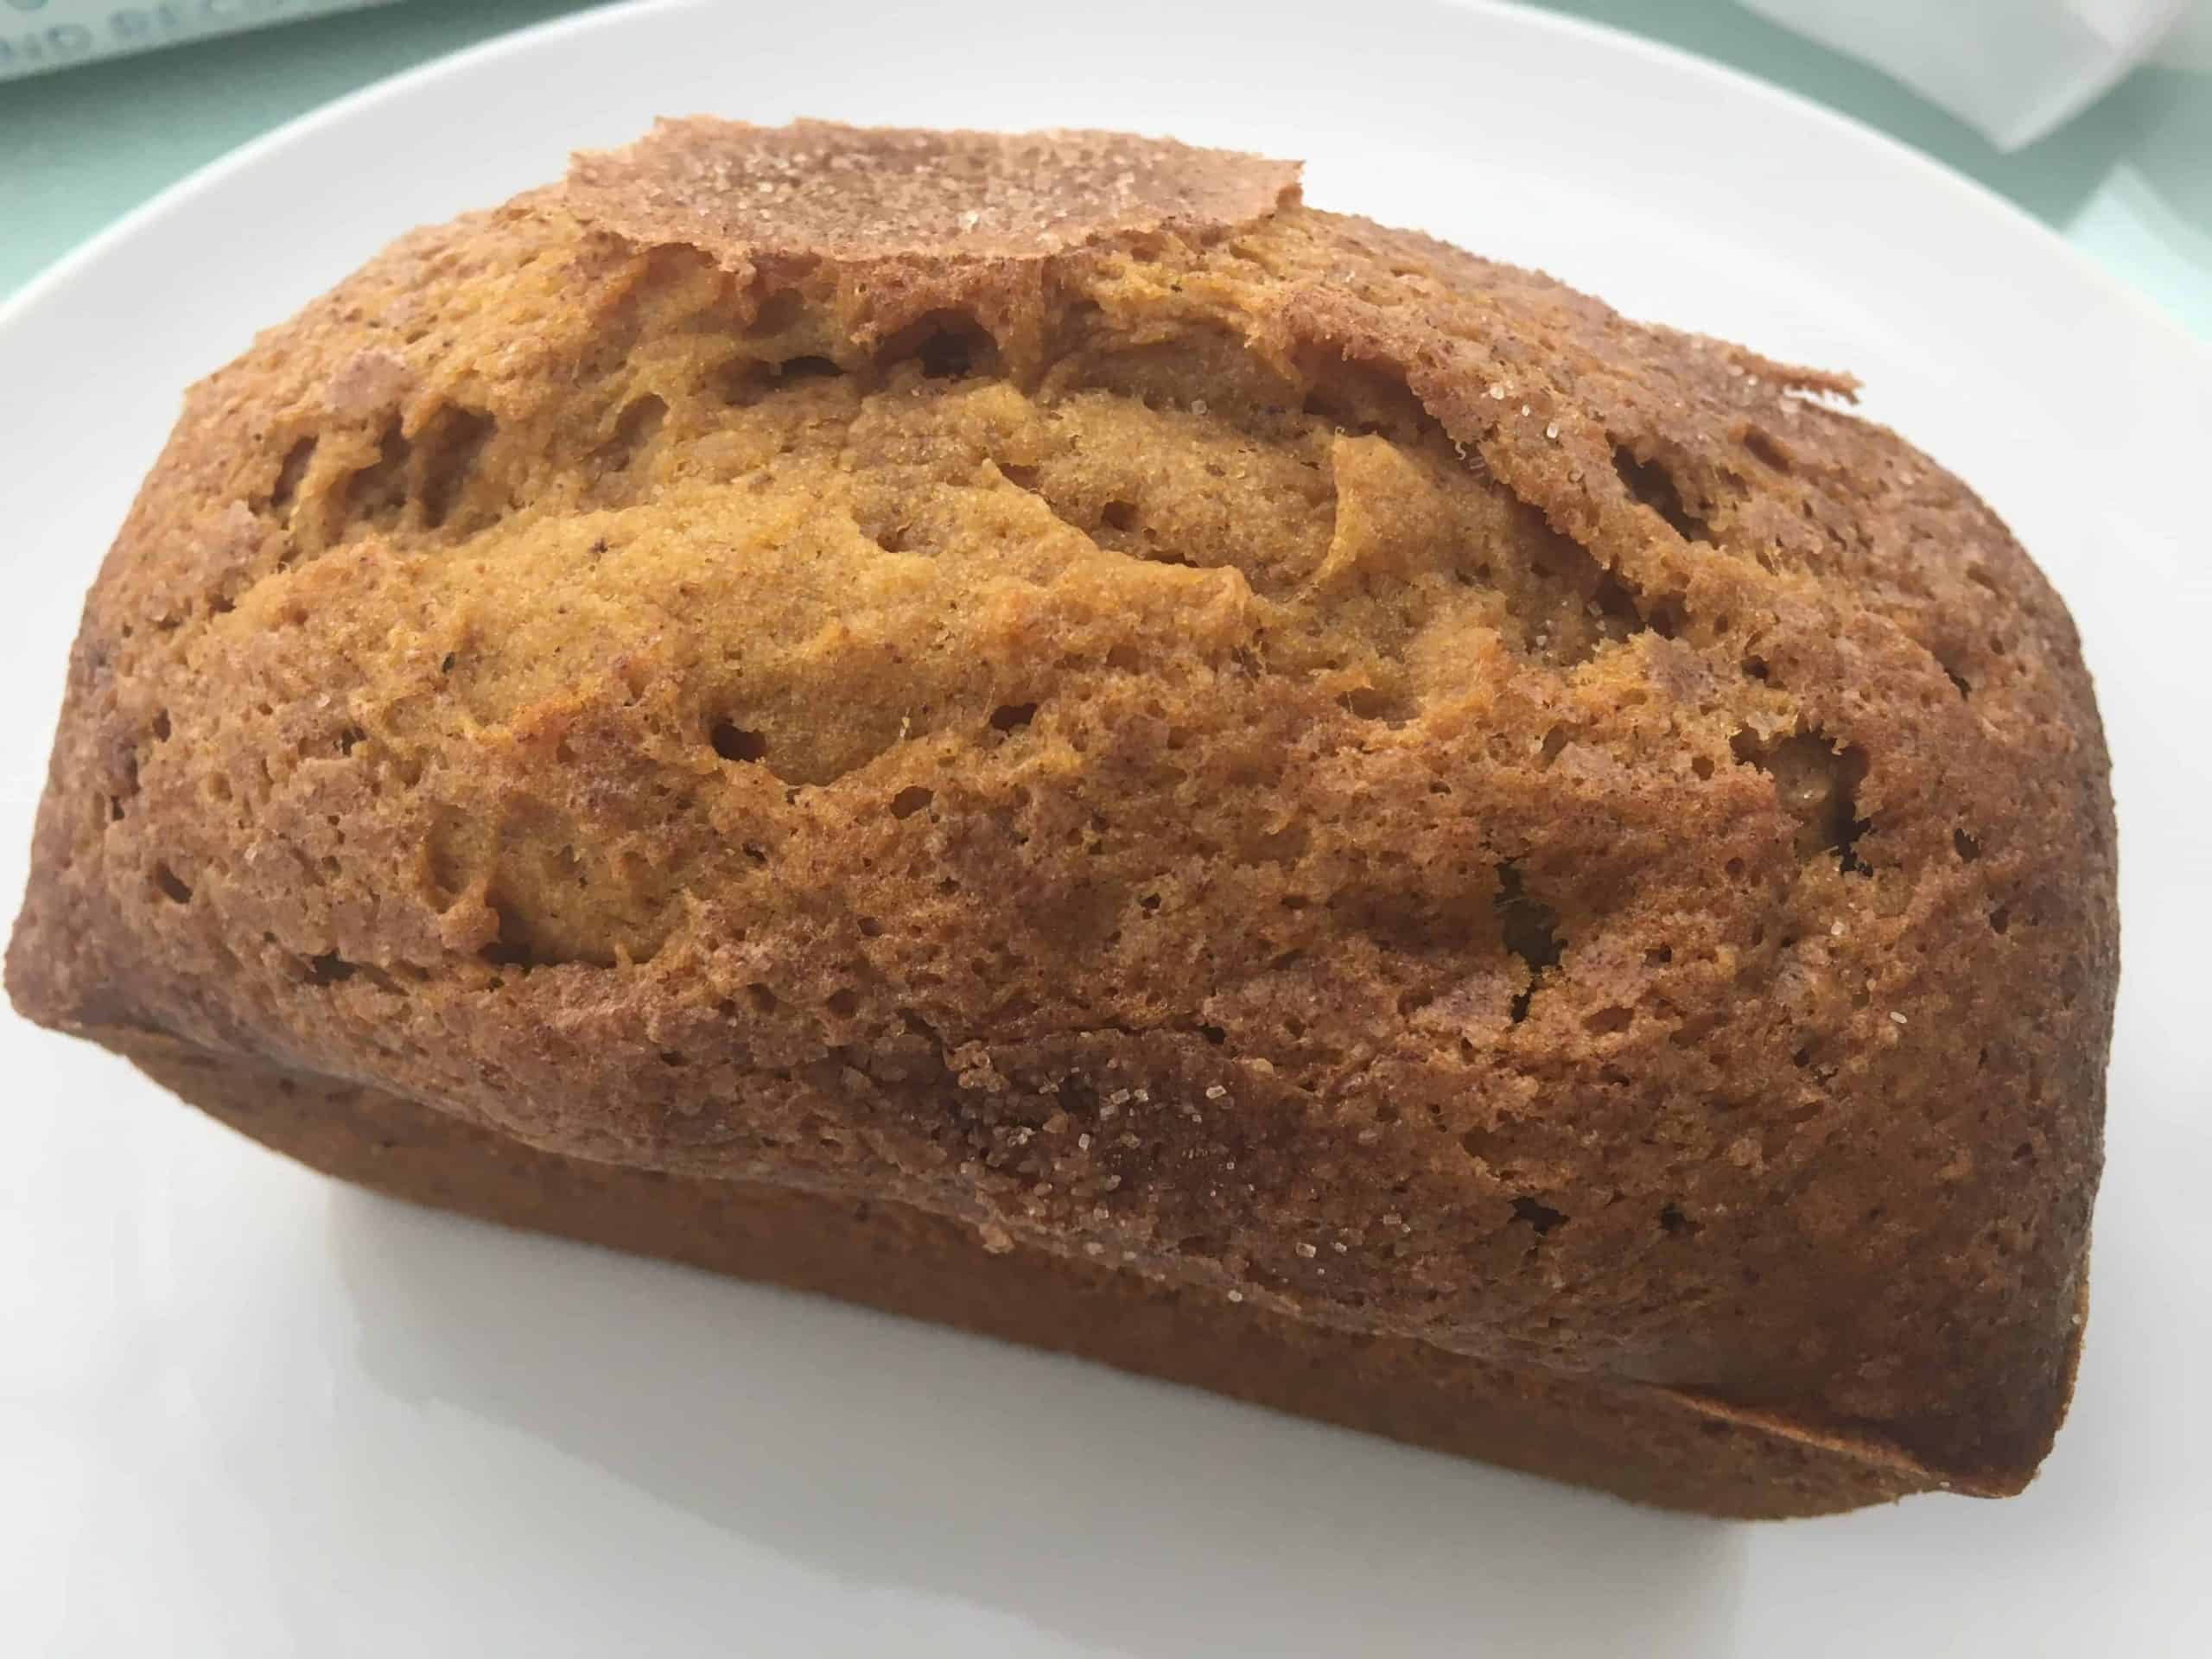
[4,3,2208,1653]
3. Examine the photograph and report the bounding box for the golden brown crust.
[7,121,2113,1503]
[564,118,1304,264]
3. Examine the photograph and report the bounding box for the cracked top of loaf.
[6,119,2114,1491]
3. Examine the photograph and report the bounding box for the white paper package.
[0,0,396,82]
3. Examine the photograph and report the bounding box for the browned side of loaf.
[126,1033,1962,1517]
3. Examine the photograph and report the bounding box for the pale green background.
[3,0,2207,337]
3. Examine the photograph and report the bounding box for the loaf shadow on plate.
[321,1116,1753,1656]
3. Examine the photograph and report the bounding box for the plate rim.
[3,0,2206,380]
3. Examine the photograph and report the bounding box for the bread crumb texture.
[8,120,2114,1495]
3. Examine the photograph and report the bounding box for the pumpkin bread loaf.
[6,120,2116,1516]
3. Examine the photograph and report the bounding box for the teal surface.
[3,0,2206,336]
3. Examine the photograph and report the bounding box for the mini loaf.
[6,119,2116,1515]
